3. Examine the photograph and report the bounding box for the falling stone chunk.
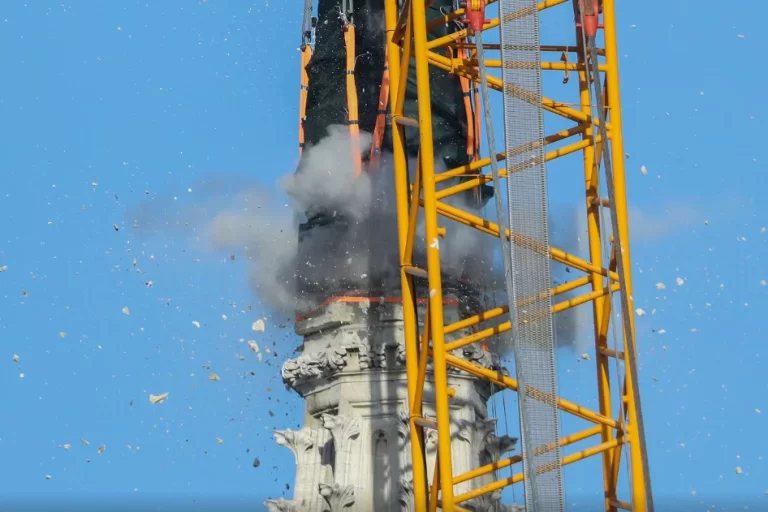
[252,319,265,332]
[59,332,67,338]
[655,282,665,290]
[81,438,90,446]
[97,445,106,454]
[149,392,169,404]
[675,277,684,286]
[208,372,220,381]
[252,457,261,468]
[0,265,7,272]
[640,165,648,176]
[45,475,51,480]
[122,306,131,316]
[635,308,646,317]
[63,443,71,450]
[248,341,260,353]
[216,437,223,444]
[580,353,590,361]
[113,224,120,232]
[192,321,201,328]
[12,354,19,363]
[735,466,743,475]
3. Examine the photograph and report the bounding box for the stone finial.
[318,482,355,511]
[274,428,315,466]
[465,490,502,512]
[321,413,361,447]
[263,498,302,512]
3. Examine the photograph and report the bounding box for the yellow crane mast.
[383,0,653,510]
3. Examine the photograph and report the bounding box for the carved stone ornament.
[318,482,355,512]
[395,342,407,366]
[398,478,415,512]
[273,428,315,466]
[396,410,410,444]
[281,347,350,387]
[484,434,518,462]
[462,345,503,372]
[321,413,361,447]
[263,498,302,512]
[465,490,502,512]
[357,343,387,370]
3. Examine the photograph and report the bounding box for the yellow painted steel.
[384,0,650,509]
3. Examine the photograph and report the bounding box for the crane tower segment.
[382,0,653,510]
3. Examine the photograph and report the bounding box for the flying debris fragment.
[192,321,201,328]
[208,372,221,381]
[149,393,169,404]
[12,354,19,363]
[122,306,131,316]
[640,165,648,175]
[655,282,666,290]
[635,308,646,317]
[675,277,684,286]
[735,466,743,475]
[252,319,265,332]
[248,341,260,353]
[216,437,224,444]
[0,265,8,272]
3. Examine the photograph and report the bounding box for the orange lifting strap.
[368,46,390,171]
[344,24,363,176]
[298,44,312,157]
[457,42,482,163]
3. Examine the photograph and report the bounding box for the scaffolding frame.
[383,0,651,510]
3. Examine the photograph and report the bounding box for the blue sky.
[0,1,766,510]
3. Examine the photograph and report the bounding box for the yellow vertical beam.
[576,28,616,512]
[384,0,430,506]
[409,0,456,508]
[602,1,649,510]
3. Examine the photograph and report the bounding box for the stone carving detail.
[473,418,517,466]
[274,428,315,466]
[395,342,407,366]
[281,347,349,386]
[456,419,474,444]
[500,504,527,512]
[398,479,415,512]
[464,490,502,512]
[462,345,503,372]
[424,428,439,453]
[357,343,387,369]
[318,482,355,512]
[396,410,410,444]
[484,434,518,462]
[321,413,361,447]
[263,498,302,512]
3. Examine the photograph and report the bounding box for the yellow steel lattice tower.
[383,0,652,510]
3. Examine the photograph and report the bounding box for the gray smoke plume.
[201,125,587,354]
